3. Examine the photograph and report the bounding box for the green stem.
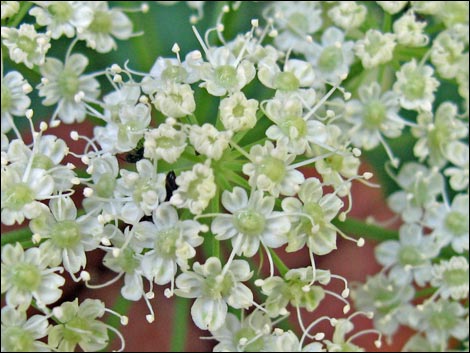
[1,227,32,246]
[7,2,33,28]
[332,217,398,241]
[170,296,190,352]
[268,248,289,277]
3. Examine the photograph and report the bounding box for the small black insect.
[165,171,178,201]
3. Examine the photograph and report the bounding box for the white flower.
[189,123,232,160]
[393,59,440,111]
[140,204,205,284]
[444,142,469,191]
[1,24,51,69]
[77,1,133,53]
[38,53,100,124]
[393,10,429,47]
[376,1,408,14]
[175,257,253,331]
[144,123,187,163]
[170,160,216,215]
[354,29,396,69]
[266,329,325,352]
[328,2,367,30]
[29,2,93,39]
[435,2,469,28]
[1,243,65,310]
[152,82,196,118]
[345,82,404,150]
[212,187,290,257]
[1,306,50,352]
[258,58,315,91]
[375,223,439,286]
[306,27,355,83]
[219,92,258,132]
[1,1,19,19]
[29,196,102,274]
[243,141,305,197]
[1,71,31,134]
[410,1,441,15]
[282,178,343,255]
[431,256,469,300]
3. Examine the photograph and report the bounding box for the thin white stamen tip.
[330,318,338,326]
[314,332,325,340]
[50,119,61,128]
[22,83,33,93]
[121,316,129,325]
[146,291,155,299]
[367,311,374,319]
[32,233,42,244]
[357,238,365,247]
[343,304,351,314]
[164,289,173,298]
[172,43,180,53]
[146,314,155,323]
[101,236,111,245]
[83,187,94,197]
[139,95,149,104]
[39,121,48,131]
[338,212,347,222]
[141,3,149,13]
[26,109,34,119]
[222,5,230,12]
[165,117,177,125]
[374,340,382,348]
[254,279,265,286]
[113,74,122,83]
[279,308,289,316]
[112,248,121,258]
[111,64,122,73]
[352,147,362,157]
[251,19,259,27]
[342,288,350,298]
[200,224,209,232]
[302,285,311,292]
[217,24,224,32]
[363,172,373,180]
[80,271,91,282]
[269,29,278,37]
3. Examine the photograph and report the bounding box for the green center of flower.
[398,246,423,267]
[89,10,112,34]
[235,327,264,351]
[62,316,91,345]
[1,83,12,111]
[443,268,469,287]
[3,326,35,352]
[274,72,300,91]
[32,154,54,170]
[280,115,307,137]
[203,273,234,299]
[162,65,187,82]
[95,172,116,198]
[115,247,139,273]
[375,286,400,315]
[17,35,36,54]
[58,68,80,99]
[51,220,81,248]
[49,2,73,22]
[156,136,178,148]
[403,72,426,99]
[303,202,325,227]
[156,228,180,256]
[233,208,266,236]
[325,154,344,172]
[318,46,343,72]
[4,182,34,211]
[215,65,237,90]
[232,103,245,117]
[12,262,41,291]
[287,12,309,34]
[364,100,386,128]
[445,211,468,236]
[429,307,457,331]
[259,156,286,183]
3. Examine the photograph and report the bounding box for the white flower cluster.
[1,1,468,352]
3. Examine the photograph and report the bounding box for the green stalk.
[332,217,398,241]
[170,297,190,352]
[268,248,289,277]
[7,2,33,28]
[1,227,32,246]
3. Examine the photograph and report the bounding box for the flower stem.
[332,217,398,241]
[170,296,190,352]
[268,248,289,277]
[1,227,32,246]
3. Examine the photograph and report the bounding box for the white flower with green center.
[1,71,31,134]
[38,53,100,123]
[393,10,429,47]
[435,2,469,28]
[351,273,415,337]
[376,1,408,14]
[210,311,273,352]
[387,162,444,223]
[328,2,367,30]
[243,141,305,197]
[77,1,133,53]
[266,1,322,54]
[258,58,315,91]
[424,194,469,253]
[324,317,378,352]
[393,59,440,111]
[140,204,205,285]
[346,82,404,150]
[444,141,469,191]
[306,27,355,83]
[116,159,166,223]
[1,243,65,310]
[409,299,469,348]
[29,196,102,275]
[152,82,196,118]
[266,329,324,352]
[219,92,258,132]
[189,123,232,160]
[431,256,469,300]
[264,95,329,155]
[29,2,93,39]
[260,267,327,317]
[1,306,50,352]
[1,1,19,19]
[431,25,468,79]
[175,257,253,331]
[48,299,109,352]
[144,123,187,163]
[170,160,217,215]
[1,24,51,69]
[198,46,255,96]
[375,223,439,286]
[412,102,468,167]
[282,178,343,255]
[211,187,289,257]
[1,164,53,225]
[354,29,396,69]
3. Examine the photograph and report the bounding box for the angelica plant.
[1,1,468,352]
